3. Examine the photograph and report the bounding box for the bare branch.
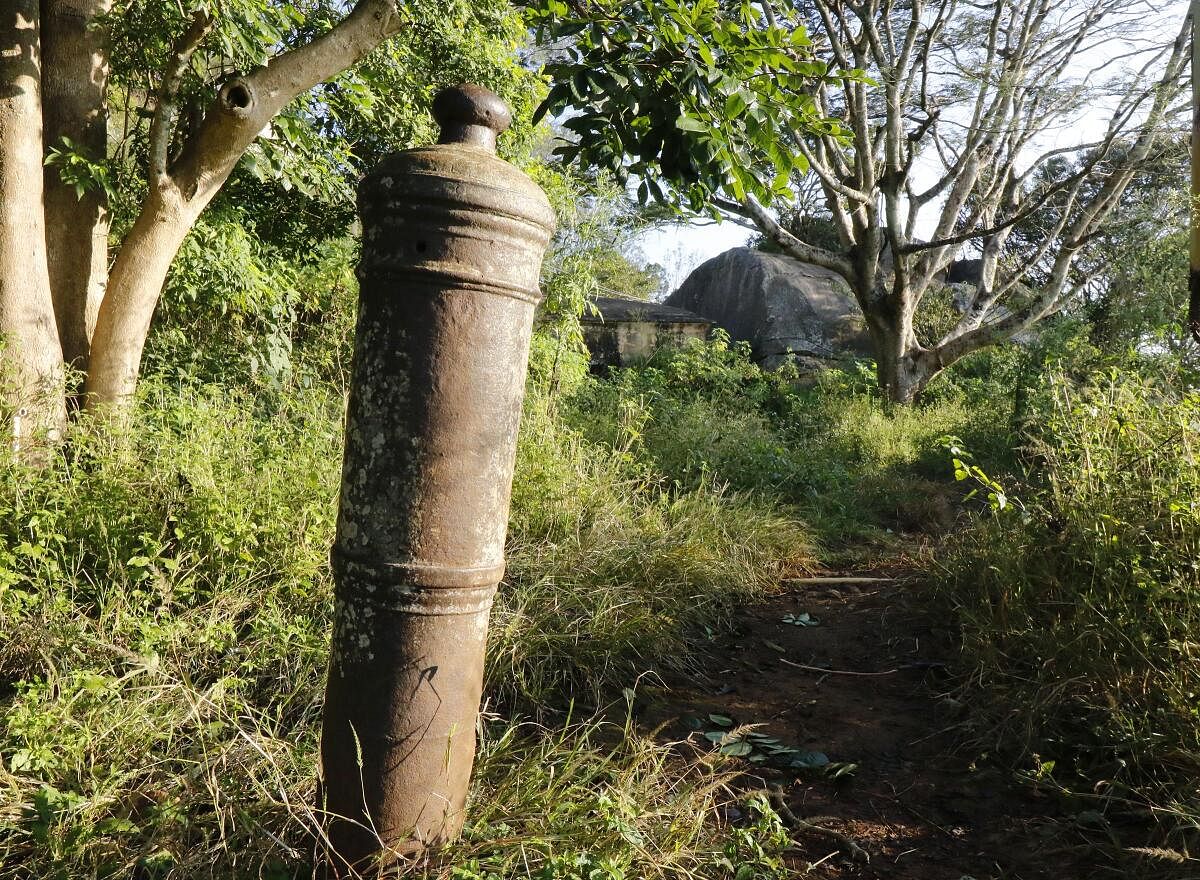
[777,0,1189,399]
[738,196,855,278]
[928,17,1187,370]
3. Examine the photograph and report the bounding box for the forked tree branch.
[736,196,855,278]
[86,0,407,409]
[167,0,403,201]
[148,9,213,182]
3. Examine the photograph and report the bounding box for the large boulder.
[665,247,872,368]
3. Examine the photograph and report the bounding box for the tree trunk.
[864,298,928,405]
[85,182,200,408]
[41,0,111,373]
[0,1,67,444]
[871,333,925,406]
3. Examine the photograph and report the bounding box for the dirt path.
[643,577,1098,879]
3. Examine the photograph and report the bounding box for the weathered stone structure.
[580,296,712,370]
[666,247,872,368]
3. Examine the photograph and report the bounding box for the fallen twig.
[766,784,869,862]
[779,658,944,676]
[785,576,900,586]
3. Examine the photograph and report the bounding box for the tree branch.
[168,0,403,201]
[148,9,213,183]
[738,196,854,278]
[929,19,1187,369]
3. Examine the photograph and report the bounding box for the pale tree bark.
[84,0,404,410]
[0,1,66,443]
[734,0,1190,403]
[41,0,111,373]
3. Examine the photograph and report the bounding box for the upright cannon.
[318,84,554,875]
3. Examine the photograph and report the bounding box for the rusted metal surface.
[318,84,555,876]
[1191,1,1200,341]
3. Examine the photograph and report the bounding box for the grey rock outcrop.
[666,247,872,368]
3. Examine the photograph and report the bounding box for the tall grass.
[934,370,1200,832]
[562,335,1007,550]
[502,391,812,706]
[0,329,1027,878]
[0,371,807,878]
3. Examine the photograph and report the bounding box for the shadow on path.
[642,576,1161,879]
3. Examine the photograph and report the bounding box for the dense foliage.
[3,2,1198,875]
[95,0,543,392]
[527,0,849,213]
[935,366,1200,830]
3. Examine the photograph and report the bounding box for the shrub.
[0,372,809,877]
[934,370,1200,827]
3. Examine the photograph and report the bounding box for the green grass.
[502,391,812,707]
[933,370,1200,839]
[0,330,1061,879]
[560,335,1008,556]
[0,368,808,878]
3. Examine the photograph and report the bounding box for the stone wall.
[580,297,712,370]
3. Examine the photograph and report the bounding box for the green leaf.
[724,92,748,119]
[79,673,107,691]
[789,750,830,769]
[719,740,753,757]
[674,114,708,133]
[782,612,819,627]
[528,0,851,215]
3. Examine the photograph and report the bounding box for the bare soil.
[642,576,1128,880]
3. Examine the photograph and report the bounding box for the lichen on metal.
[317,83,554,876]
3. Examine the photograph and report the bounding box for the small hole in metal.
[416,241,427,253]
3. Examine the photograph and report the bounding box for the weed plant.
[934,369,1200,836]
[0,367,805,877]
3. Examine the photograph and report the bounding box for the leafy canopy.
[527,0,855,215]
[99,0,538,212]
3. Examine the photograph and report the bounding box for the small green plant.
[780,612,819,627]
[718,792,792,880]
[688,714,855,778]
[940,435,1021,514]
[44,136,116,201]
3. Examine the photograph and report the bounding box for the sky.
[633,0,1192,298]
[636,219,753,295]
